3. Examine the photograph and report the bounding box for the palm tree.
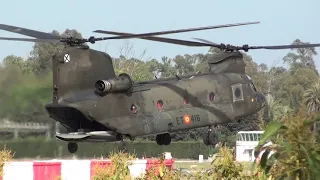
[266,94,293,122]
[303,81,320,131]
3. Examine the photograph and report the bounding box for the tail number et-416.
[175,114,200,125]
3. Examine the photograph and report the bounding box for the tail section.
[51,45,116,103]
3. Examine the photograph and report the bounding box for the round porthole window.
[157,100,163,110]
[209,92,215,102]
[183,97,189,105]
[130,104,137,113]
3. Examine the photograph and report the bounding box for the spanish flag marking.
[184,114,191,125]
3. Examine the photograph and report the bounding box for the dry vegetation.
[91,151,136,180]
[0,146,13,177]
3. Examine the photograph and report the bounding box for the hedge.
[0,138,216,159]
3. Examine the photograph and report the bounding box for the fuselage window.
[209,92,215,102]
[157,100,163,110]
[231,83,244,102]
[130,104,137,114]
[235,88,241,98]
[183,97,189,105]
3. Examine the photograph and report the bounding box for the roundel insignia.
[184,114,191,125]
[63,53,70,63]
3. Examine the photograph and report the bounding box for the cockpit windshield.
[247,75,257,91]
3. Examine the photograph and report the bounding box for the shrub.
[0,146,13,177]
[141,159,175,179]
[91,150,136,180]
[205,143,258,180]
[90,145,260,179]
[255,107,320,180]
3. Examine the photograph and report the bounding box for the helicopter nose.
[256,92,266,107]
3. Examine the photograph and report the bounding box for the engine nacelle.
[208,51,245,74]
[95,73,133,94]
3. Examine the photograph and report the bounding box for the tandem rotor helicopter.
[0,22,319,153]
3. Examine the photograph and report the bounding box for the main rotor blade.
[249,44,320,50]
[93,30,212,46]
[0,37,60,43]
[194,38,320,51]
[0,24,61,39]
[93,21,260,40]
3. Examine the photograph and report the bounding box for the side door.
[231,83,245,119]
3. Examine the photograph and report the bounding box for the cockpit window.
[247,75,257,91]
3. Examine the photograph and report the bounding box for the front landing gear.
[203,126,219,147]
[156,133,171,145]
[68,142,78,153]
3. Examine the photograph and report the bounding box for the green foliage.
[255,108,320,179]
[0,69,52,122]
[90,147,259,180]
[208,144,258,179]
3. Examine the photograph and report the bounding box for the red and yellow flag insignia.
[184,114,191,125]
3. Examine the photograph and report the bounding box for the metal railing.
[0,119,52,139]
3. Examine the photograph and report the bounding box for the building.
[235,131,264,162]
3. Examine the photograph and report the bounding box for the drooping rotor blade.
[0,24,61,39]
[0,37,60,43]
[93,30,215,46]
[93,21,260,40]
[0,23,217,46]
[192,38,220,46]
[194,38,320,52]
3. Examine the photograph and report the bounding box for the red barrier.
[90,160,112,179]
[33,162,61,180]
[0,158,175,179]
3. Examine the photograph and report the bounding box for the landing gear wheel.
[156,133,172,145]
[68,142,78,153]
[156,135,163,145]
[209,132,219,147]
[163,133,171,145]
[203,133,210,145]
[202,127,212,145]
[116,133,123,141]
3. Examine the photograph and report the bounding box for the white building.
[235,131,264,162]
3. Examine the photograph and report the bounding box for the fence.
[0,119,51,139]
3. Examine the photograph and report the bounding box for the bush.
[209,144,258,179]
[255,107,320,179]
[0,146,13,177]
[92,151,136,180]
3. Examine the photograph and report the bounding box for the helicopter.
[0,22,319,154]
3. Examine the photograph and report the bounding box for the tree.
[2,55,31,73]
[303,81,320,132]
[265,94,293,121]
[283,39,318,74]
[27,29,83,74]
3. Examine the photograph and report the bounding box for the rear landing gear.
[156,133,171,145]
[68,142,78,153]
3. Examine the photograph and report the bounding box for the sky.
[0,0,319,70]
